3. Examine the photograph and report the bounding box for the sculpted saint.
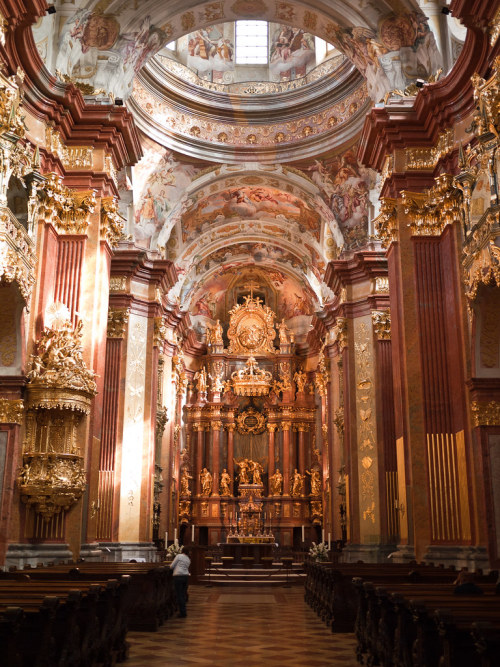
[234,458,250,484]
[200,467,212,496]
[292,468,305,497]
[213,319,223,344]
[277,318,290,345]
[219,468,231,496]
[269,469,283,496]
[307,469,321,496]
[293,368,307,392]
[194,367,208,393]
[251,461,263,485]
[180,469,193,496]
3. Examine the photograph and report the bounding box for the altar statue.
[277,318,290,345]
[234,458,250,484]
[213,319,223,344]
[269,469,283,495]
[180,469,193,497]
[307,469,321,496]
[200,467,212,496]
[251,460,263,485]
[194,367,208,394]
[293,367,307,393]
[291,468,305,497]
[220,468,231,496]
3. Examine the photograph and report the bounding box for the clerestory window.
[235,21,268,64]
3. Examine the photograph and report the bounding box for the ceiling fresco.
[34,1,443,102]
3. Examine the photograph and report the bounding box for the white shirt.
[170,553,191,576]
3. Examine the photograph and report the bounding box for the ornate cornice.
[371,310,391,340]
[107,307,129,339]
[405,129,454,171]
[0,398,23,424]
[471,400,500,426]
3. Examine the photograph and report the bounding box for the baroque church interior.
[1,0,500,664]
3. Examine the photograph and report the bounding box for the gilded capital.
[293,422,309,432]
[101,197,125,247]
[153,316,168,349]
[471,400,500,426]
[107,308,129,339]
[371,310,391,340]
[267,423,278,433]
[402,174,461,237]
[374,198,398,247]
[0,398,23,424]
[280,421,291,431]
[37,174,96,235]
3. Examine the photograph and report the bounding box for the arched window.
[235,21,268,64]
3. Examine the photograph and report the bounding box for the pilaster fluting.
[281,422,291,495]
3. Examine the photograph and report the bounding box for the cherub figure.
[293,367,307,393]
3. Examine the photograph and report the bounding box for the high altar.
[177,282,323,547]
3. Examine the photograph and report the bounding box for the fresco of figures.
[132,140,200,247]
[187,267,316,340]
[176,24,235,83]
[181,187,321,243]
[326,11,442,102]
[269,24,316,81]
[303,144,375,250]
[55,8,169,98]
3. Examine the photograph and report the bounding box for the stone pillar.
[194,424,205,496]
[211,417,222,496]
[267,423,278,480]
[281,422,291,496]
[225,424,235,495]
[295,423,308,474]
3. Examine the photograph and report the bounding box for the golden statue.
[194,367,208,394]
[307,469,321,496]
[234,458,250,484]
[269,469,283,496]
[251,460,263,485]
[213,320,223,344]
[277,318,290,345]
[291,469,305,497]
[180,469,193,497]
[293,367,307,393]
[200,467,212,496]
[220,468,231,496]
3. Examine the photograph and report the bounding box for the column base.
[340,543,397,564]
[423,545,491,572]
[4,543,73,570]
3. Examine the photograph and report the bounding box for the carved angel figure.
[269,469,283,496]
[277,318,290,345]
[200,467,212,496]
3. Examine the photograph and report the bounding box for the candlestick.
[322,529,325,544]
[301,525,305,542]
[191,524,195,542]
[328,532,331,550]
[174,528,178,546]
[165,531,168,547]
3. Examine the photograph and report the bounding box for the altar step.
[198,563,306,586]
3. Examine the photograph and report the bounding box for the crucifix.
[244,280,261,303]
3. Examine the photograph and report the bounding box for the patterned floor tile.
[125,585,358,666]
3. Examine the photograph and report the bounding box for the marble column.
[267,424,278,480]
[295,423,308,474]
[194,424,205,496]
[281,422,291,496]
[225,424,235,494]
[211,419,222,496]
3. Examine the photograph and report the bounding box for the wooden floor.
[126,585,358,666]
